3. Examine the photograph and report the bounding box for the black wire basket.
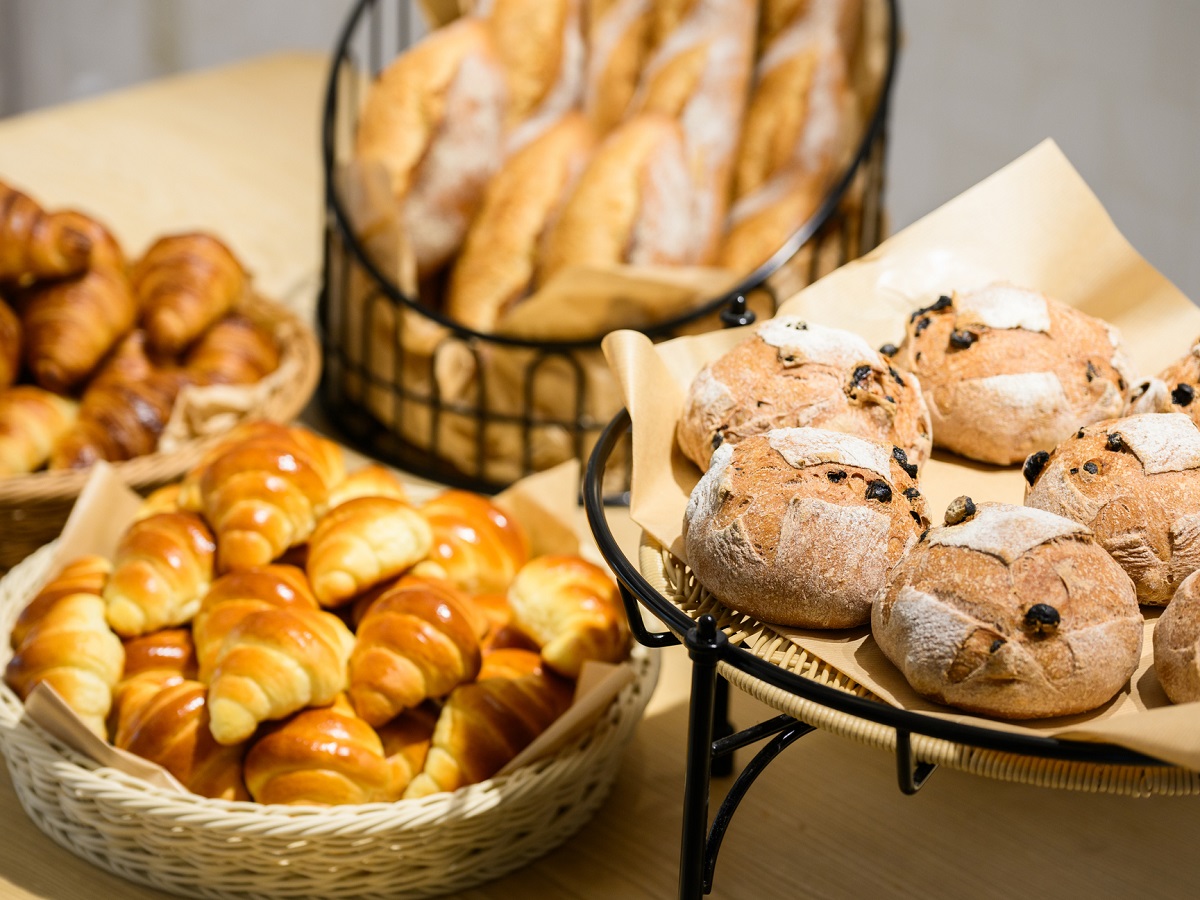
[318,0,899,495]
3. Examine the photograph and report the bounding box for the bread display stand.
[317,0,899,495]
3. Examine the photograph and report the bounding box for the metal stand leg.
[678,615,724,900]
[711,675,734,778]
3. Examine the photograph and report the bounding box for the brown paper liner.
[605,140,1200,769]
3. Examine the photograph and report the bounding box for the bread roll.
[873,501,1142,719]
[327,464,409,508]
[892,285,1134,464]
[1128,334,1200,427]
[356,18,509,278]
[684,427,928,628]
[419,490,530,594]
[1154,570,1200,704]
[1024,413,1200,606]
[677,317,931,472]
[446,113,596,331]
[0,385,77,476]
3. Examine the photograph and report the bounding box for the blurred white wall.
[1,0,1198,297]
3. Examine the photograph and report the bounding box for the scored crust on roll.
[1128,334,1200,428]
[683,427,928,629]
[1023,412,1200,606]
[873,500,1143,719]
[1153,570,1200,704]
[892,284,1136,465]
[676,317,931,472]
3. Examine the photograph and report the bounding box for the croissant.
[109,627,198,740]
[199,427,345,572]
[133,484,183,522]
[103,512,216,637]
[185,313,279,386]
[306,497,433,608]
[243,695,410,805]
[0,385,78,476]
[11,556,111,650]
[349,576,483,727]
[133,233,248,356]
[5,575,125,737]
[115,679,249,800]
[21,213,136,393]
[0,300,19,389]
[191,565,317,680]
[420,491,530,594]
[327,464,409,509]
[206,602,355,744]
[403,648,573,798]
[0,181,92,282]
[377,703,439,797]
[471,592,539,654]
[507,555,629,677]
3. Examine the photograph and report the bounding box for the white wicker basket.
[0,542,660,900]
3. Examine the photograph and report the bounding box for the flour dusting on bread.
[757,319,878,369]
[1111,413,1200,475]
[953,284,1051,333]
[928,502,1087,563]
[767,427,893,480]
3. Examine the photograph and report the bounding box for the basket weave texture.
[0,294,321,571]
[0,542,659,899]
[638,535,1200,798]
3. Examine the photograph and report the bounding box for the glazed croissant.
[403,648,573,798]
[191,565,318,680]
[508,555,629,677]
[115,679,249,800]
[377,703,439,797]
[133,233,247,356]
[10,556,111,650]
[206,601,355,745]
[185,313,279,386]
[5,561,124,738]
[306,497,433,608]
[0,300,19,389]
[349,576,483,727]
[109,627,198,742]
[420,491,530,594]
[0,181,92,282]
[133,484,183,522]
[327,464,409,509]
[0,385,78,476]
[21,212,136,393]
[103,512,216,637]
[243,694,410,805]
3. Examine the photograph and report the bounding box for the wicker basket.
[0,294,321,572]
[637,535,1200,798]
[0,541,660,900]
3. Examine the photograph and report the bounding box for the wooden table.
[0,55,1197,900]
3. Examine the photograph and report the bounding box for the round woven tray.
[638,534,1200,798]
[0,294,321,572]
[0,542,660,900]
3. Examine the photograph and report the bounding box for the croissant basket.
[0,540,658,900]
[0,293,320,572]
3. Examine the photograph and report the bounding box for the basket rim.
[319,0,901,351]
[0,292,321,504]
[0,541,660,832]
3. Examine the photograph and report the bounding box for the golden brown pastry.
[420,490,531,594]
[0,300,19,389]
[0,385,78,476]
[327,464,409,509]
[109,627,198,741]
[446,112,596,332]
[133,233,247,356]
[377,703,439,796]
[10,556,112,650]
[243,695,408,805]
[355,18,509,278]
[5,562,124,737]
[102,512,216,637]
[306,497,433,608]
[185,313,279,386]
[0,181,92,282]
[114,679,249,800]
[349,576,483,727]
[133,484,183,522]
[507,555,629,677]
[582,0,654,133]
[403,648,573,797]
[206,599,355,745]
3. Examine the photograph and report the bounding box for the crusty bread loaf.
[355,18,509,278]
[1128,334,1200,427]
[1154,569,1200,704]
[582,0,655,133]
[873,500,1142,719]
[676,317,931,472]
[1024,412,1200,606]
[683,427,928,628]
[892,284,1135,465]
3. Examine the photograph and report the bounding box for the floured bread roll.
[676,317,931,472]
[1024,413,1200,606]
[873,500,1142,719]
[891,284,1135,465]
[1154,570,1200,704]
[683,427,928,628]
[1128,334,1200,427]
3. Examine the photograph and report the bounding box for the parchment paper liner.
[17,458,635,797]
[603,139,1200,770]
